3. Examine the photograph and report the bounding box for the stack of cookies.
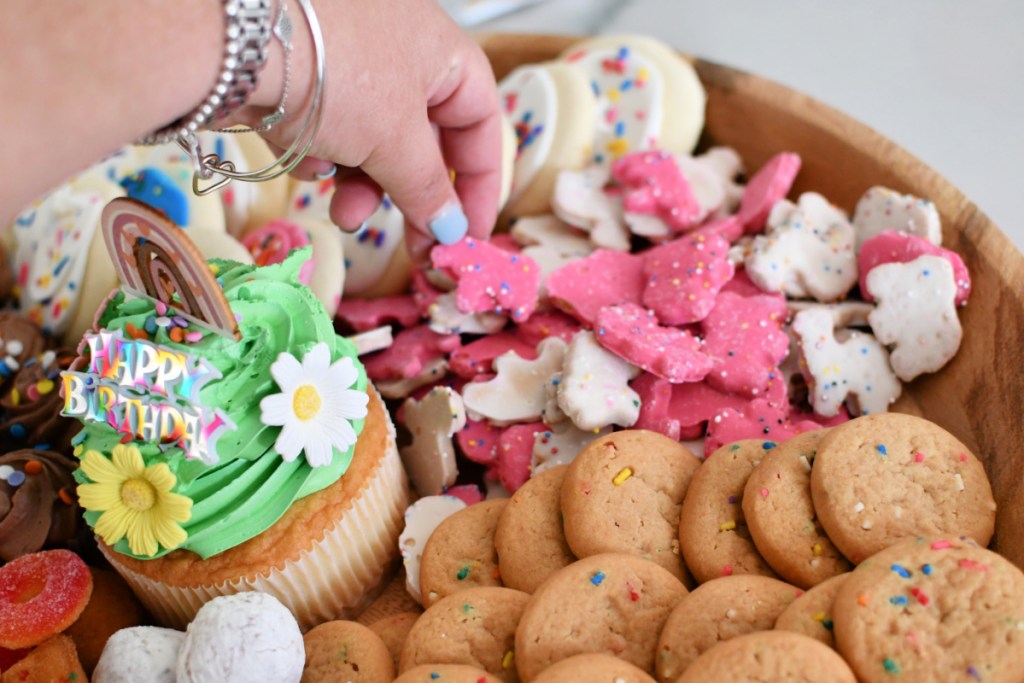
[304,411,1018,683]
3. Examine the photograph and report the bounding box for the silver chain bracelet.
[138,0,273,146]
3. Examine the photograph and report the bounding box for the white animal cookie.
[745,192,857,302]
[791,307,901,418]
[462,338,568,423]
[400,387,467,497]
[866,255,963,382]
[552,165,631,251]
[852,185,942,251]
[557,330,641,431]
[532,421,613,475]
[398,495,467,603]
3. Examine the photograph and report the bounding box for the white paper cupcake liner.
[102,413,410,631]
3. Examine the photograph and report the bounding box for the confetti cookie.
[832,538,1024,683]
[774,572,850,649]
[560,35,706,166]
[742,430,853,589]
[368,612,420,674]
[679,440,781,583]
[532,653,657,683]
[514,553,687,680]
[494,465,576,594]
[399,387,466,497]
[790,307,901,418]
[745,192,857,302]
[675,630,857,683]
[594,303,713,383]
[851,185,942,250]
[655,575,803,683]
[561,431,701,583]
[399,586,529,683]
[419,499,508,607]
[810,413,996,564]
[394,664,502,683]
[302,620,395,683]
[498,62,597,219]
[556,331,642,431]
[11,175,124,342]
[865,255,963,382]
[640,230,735,325]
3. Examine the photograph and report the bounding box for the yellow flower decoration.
[77,444,193,557]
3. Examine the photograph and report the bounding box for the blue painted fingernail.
[314,165,337,180]
[428,204,468,245]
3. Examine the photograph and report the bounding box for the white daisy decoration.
[259,342,369,467]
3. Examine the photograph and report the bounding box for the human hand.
[231,0,503,256]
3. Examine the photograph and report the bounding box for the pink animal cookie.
[449,332,538,379]
[858,231,970,306]
[546,249,646,327]
[703,398,806,458]
[456,418,504,469]
[430,237,541,321]
[640,230,734,325]
[612,150,702,232]
[362,324,461,382]
[498,423,546,493]
[595,303,713,383]
[701,291,789,397]
[335,295,422,332]
[736,152,802,233]
[515,309,582,346]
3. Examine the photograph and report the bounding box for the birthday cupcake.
[64,200,410,630]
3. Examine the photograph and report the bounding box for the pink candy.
[858,231,971,305]
[546,250,645,327]
[595,303,712,383]
[641,230,734,325]
[430,238,541,321]
[613,151,702,232]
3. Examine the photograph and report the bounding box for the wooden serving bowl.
[477,33,1024,567]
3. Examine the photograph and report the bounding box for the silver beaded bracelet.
[138,0,274,146]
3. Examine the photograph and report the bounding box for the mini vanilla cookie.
[394,664,501,683]
[833,537,1024,683]
[532,654,656,683]
[866,255,963,381]
[676,631,857,683]
[655,575,803,683]
[302,620,395,683]
[679,440,780,583]
[399,586,529,683]
[774,571,850,649]
[561,430,701,583]
[742,430,853,589]
[498,62,597,219]
[560,35,706,165]
[368,612,420,674]
[419,499,508,607]
[514,553,687,680]
[494,465,576,594]
[810,413,996,564]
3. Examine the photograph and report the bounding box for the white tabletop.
[472,0,1024,250]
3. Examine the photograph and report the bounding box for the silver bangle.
[183,0,326,195]
[138,0,273,146]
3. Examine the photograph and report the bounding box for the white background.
[471,0,1024,249]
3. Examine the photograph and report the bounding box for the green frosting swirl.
[72,249,367,560]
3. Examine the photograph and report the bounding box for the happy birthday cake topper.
[100,197,240,340]
[59,198,241,464]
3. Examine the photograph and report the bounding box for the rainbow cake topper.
[101,197,241,340]
[60,198,240,465]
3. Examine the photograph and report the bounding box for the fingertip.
[330,175,384,232]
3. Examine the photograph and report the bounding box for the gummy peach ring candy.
[0,550,93,649]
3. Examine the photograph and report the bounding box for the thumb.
[361,119,467,245]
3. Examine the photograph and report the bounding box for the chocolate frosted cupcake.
[0,313,50,392]
[0,348,81,453]
[0,449,81,562]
